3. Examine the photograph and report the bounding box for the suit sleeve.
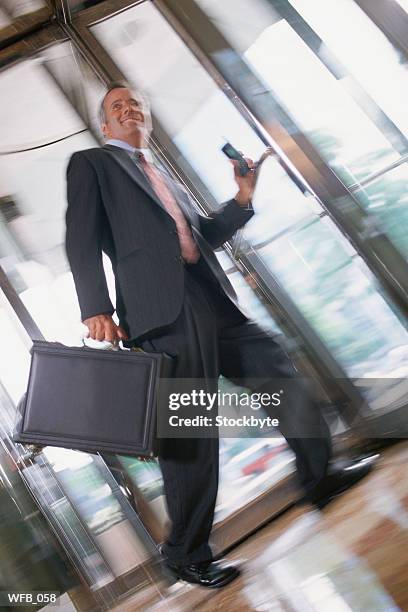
[198,199,254,249]
[65,151,114,322]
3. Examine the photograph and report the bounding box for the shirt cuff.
[231,197,254,214]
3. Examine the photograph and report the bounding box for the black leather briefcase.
[13,340,174,457]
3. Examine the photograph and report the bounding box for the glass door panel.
[217,438,294,521]
[215,250,282,335]
[255,217,408,380]
[0,294,117,590]
[44,448,152,576]
[0,429,79,599]
[0,47,157,577]
[353,162,408,259]
[0,291,31,405]
[0,50,110,346]
[244,21,399,183]
[93,2,319,248]
[92,1,300,524]
[172,0,408,401]
[92,2,408,413]
[194,0,408,260]
[288,0,408,139]
[120,436,295,526]
[196,0,408,167]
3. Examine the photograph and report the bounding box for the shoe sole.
[166,567,240,589]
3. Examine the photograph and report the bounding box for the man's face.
[101,87,148,144]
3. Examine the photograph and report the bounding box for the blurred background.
[0,0,407,610]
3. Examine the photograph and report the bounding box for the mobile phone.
[221,142,251,176]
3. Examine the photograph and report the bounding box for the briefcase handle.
[81,338,144,353]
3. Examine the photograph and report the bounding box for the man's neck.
[105,139,148,151]
[125,136,147,148]
[105,139,154,163]
[107,134,147,149]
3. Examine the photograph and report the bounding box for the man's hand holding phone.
[222,142,273,208]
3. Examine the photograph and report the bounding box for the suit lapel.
[102,144,167,213]
[101,147,237,303]
[103,144,200,231]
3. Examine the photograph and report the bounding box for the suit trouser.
[140,262,332,565]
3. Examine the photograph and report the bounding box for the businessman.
[66,83,372,588]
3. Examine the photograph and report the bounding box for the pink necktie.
[137,152,200,264]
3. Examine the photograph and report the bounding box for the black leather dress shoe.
[308,455,377,509]
[164,559,240,588]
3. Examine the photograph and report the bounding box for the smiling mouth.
[122,114,144,123]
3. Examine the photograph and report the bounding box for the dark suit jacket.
[65,144,254,341]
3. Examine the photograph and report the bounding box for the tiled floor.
[113,442,408,611]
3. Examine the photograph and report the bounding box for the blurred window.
[0,49,106,346]
[353,161,408,259]
[243,20,399,182]
[0,50,154,573]
[23,457,115,588]
[194,0,408,260]
[196,0,407,170]
[395,0,408,11]
[288,0,408,140]
[0,298,116,587]
[0,290,31,405]
[217,437,294,521]
[92,3,300,517]
[44,448,125,536]
[0,0,46,18]
[255,217,408,380]
[92,2,408,389]
[0,33,297,524]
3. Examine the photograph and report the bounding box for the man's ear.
[101,122,109,138]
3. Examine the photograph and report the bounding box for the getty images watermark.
[167,388,281,429]
[155,377,407,439]
[155,379,296,438]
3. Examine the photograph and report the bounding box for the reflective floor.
[108,441,408,611]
